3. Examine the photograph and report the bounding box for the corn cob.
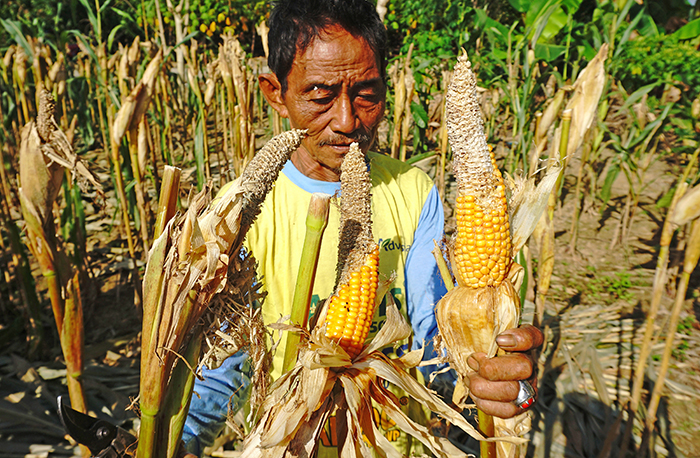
[323,142,379,359]
[436,50,523,458]
[453,146,512,288]
[324,245,379,357]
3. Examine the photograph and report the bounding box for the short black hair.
[268,0,387,93]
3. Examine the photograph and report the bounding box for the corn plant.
[18,90,102,420]
[599,83,673,247]
[136,130,304,458]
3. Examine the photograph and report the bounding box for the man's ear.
[258,73,289,118]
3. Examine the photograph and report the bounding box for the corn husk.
[671,182,700,226]
[554,44,608,162]
[242,296,525,458]
[112,49,163,146]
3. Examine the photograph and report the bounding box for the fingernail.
[496,334,516,349]
[467,355,480,370]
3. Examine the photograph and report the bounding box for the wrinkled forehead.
[294,23,382,74]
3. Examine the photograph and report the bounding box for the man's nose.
[330,92,358,134]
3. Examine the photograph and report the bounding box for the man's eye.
[311,95,335,105]
[309,87,334,104]
[356,91,381,106]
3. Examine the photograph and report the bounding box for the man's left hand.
[465,324,544,418]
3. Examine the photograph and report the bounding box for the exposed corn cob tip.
[239,128,307,229]
[446,51,495,194]
[323,142,378,358]
[324,245,379,358]
[335,142,374,286]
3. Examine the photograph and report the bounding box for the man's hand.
[466,324,543,418]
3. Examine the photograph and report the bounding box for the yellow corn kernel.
[324,246,379,358]
[454,149,511,288]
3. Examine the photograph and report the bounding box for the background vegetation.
[2,0,700,456]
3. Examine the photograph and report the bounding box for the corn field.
[2,2,700,457]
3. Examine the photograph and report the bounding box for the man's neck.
[290,149,341,182]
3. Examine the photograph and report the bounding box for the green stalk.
[110,140,137,260]
[137,223,171,458]
[62,272,87,414]
[127,126,151,253]
[554,109,572,196]
[282,193,331,373]
[162,326,203,458]
[20,194,65,328]
[20,192,88,419]
[432,241,453,293]
[535,110,571,327]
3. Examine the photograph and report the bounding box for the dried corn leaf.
[561,44,608,159]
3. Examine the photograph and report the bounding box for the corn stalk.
[18,90,102,421]
[136,129,304,458]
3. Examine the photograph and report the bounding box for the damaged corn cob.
[137,129,306,458]
[436,52,559,456]
[323,143,380,359]
[437,53,519,378]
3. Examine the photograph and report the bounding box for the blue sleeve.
[404,186,455,386]
[182,351,251,457]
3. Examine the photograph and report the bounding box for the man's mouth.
[320,133,372,152]
[327,143,353,152]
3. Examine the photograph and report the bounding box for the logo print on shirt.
[378,237,411,253]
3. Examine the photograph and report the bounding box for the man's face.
[267,25,386,181]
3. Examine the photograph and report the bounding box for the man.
[183,0,543,455]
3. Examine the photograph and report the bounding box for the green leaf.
[600,162,620,209]
[673,18,700,41]
[0,19,34,65]
[410,101,428,129]
[508,0,530,13]
[111,6,136,23]
[656,185,676,209]
[77,0,98,36]
[107,24,124,52]
[620,83,658,114]
[99,0,116,14]
[405,150,436,165]
[534,43,567,61]
[475,8,510,37]
[614,8,646,57]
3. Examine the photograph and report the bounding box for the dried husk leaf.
[506,164,561,253]
[19,122,64,226]
[112,49,163,146]
[242,295,524,458]
[139,129,305,456]
[671,183,700,226]
[435,279,519,377]
[19,90,102,223]
[561,44,608,159]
